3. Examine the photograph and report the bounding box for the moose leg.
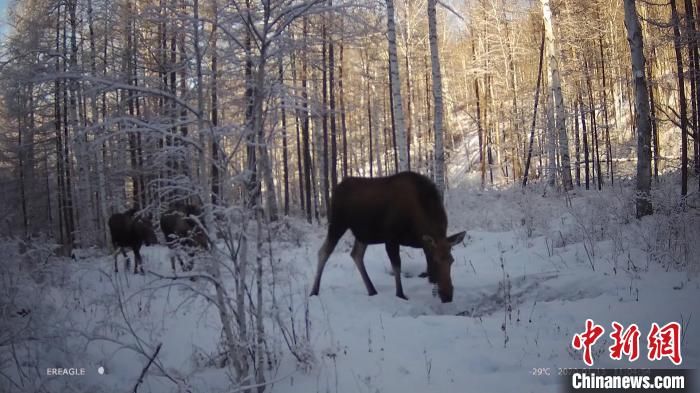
[122,249,130,272]
[385,243,408,300]
[419,254,436,283]
[179,254,191,272]
[133,246,144,274]
[113,248,121,273]
[310,234,341,296]
[183,248,195,272]
[165,238,177,273]
[113,248,128,273]
[351,240,377,296]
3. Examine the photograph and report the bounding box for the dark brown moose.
[160,203,208,272]
[108,208,158,274]
[310,171,466,303]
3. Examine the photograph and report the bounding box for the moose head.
[422,231,466,303]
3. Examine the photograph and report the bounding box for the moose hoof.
[396,293,408,300]
[367,289,378,296]
[309,289,319,297]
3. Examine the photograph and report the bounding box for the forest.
[0,0,698,391]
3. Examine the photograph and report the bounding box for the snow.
[2,177,699,393]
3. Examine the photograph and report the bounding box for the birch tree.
[386,0,409,171]
[623,0,652,217]
[427,0,445,196]
[541,0,573,191]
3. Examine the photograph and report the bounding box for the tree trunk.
[339,36,349,179]
[386,0,409,170]
[647,47,659,181]
[254,206,266,393]
[321,23,330,214]
[280,58,289,216]
[367,63,374,178]
[579,94,591,190]
[685,0,700,178]
[372,83,383,177]
[624,0,653,217]
[427,0,445,197]
[55,44,65,244]
[87,0,110,245]
[541,0,573,191]
[211,0,220,204]
[388,58,399,172]
[301,19,313,222]
[585,58,603,190]
[65,0,83,247]
[574,99,581,187]
[244,2,257,210]
[546,90,557,187]
[402,0,414,171]
[671,0,689,197]
[18,102,28,239]
[329,0,338,189]
[486,75,494,185]
[169,1,178,180]
[472,34,485,188]
[599,37,614,185]
[67,0,90,247]
[291,51,305,212]
[58,4,75,250]
[254,67,278,222]
[523,29,545,188]
[193,0,210,211]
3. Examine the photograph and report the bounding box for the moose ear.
[447,231,466,246]
[422,235,436,249]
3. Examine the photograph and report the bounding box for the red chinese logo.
[572,319,605,366]
[647,322,682,365]
[571,320,682,366]
[609,322,640,361]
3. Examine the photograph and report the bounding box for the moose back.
[310,171,465,303]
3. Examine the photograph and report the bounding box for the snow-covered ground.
[2,174,699,393]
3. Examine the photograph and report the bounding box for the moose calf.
[160,203,208,272]
[108,208,158,274]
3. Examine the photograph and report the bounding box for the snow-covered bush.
[643,177,700,274]
[0,238,97,393]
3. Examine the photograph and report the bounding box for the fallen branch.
[133,343,163,393]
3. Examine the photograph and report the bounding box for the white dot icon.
[97,366,104,375]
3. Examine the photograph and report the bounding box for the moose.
[160,203,209,272]
[108,208,158,274]
[309,171,466,303]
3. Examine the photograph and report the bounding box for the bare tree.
[386,0,409,171]
[624,0,653,217]
[541,0,573,191]
[522,29,545,188]
[427,0,445,196]
[670,0,689,197]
